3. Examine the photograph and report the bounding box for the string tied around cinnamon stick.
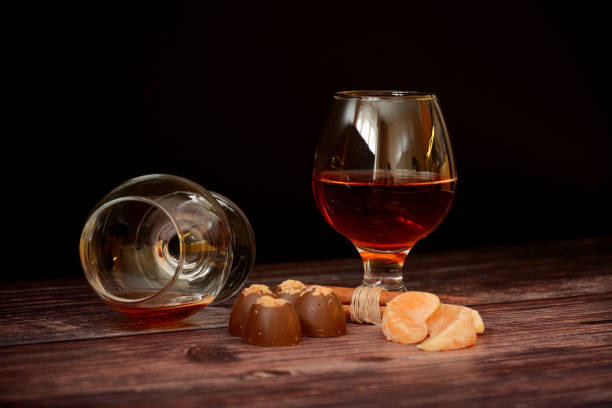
[349,286,382,324]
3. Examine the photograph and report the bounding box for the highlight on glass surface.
[79,174,255,321]
[312,91,456,291]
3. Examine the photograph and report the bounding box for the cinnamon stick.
[317,285,401,306]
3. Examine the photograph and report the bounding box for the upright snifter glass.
[79,174,255,321]
[313,91,456,291]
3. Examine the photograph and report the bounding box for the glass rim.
[80,195,184,305]
[334,90,437,101]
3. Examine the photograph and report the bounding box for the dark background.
[11,2,612,281]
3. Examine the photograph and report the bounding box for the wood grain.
[0,236,611,407]
[247,236,612,307]
[0,293,610,407]
[1,236,610,346]
[0,279,230,346]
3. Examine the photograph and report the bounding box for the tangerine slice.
[417,304,477,351]
[469,307,485,334]
[381,291,440,344]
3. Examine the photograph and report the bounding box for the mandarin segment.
[382,311,428,344]
[385,291,440,319]
[469,307,485,333]
[381,291,440,344]
[417,304,477,351]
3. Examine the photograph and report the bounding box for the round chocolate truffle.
[274,279,306,304]
[242,296,302,347]
[295,285,347,337]
[229,284,275,336]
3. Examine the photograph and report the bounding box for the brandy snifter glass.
[80,174,255,321]
[313,91,456,291]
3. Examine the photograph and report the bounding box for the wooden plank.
[0,293,610,407]
[0,236,611,346]
[244,235,612,306]
[0,295,612,407]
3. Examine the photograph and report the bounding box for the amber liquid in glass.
[313,170,456,251]
[106,291,214,321]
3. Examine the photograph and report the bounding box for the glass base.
[361,274,407,291]
[356,246,411,291]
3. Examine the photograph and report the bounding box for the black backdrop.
[12,3,612,281]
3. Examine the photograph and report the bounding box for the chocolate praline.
[274,279,306,304]
[242,296,302,347]
[229,284,275,337]
[294,285,347,337]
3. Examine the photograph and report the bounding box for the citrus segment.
[385,291,440,321]
[469,307,484,333]
[381,291,440,344]
[417,304,477,351]
[381,311,428,344]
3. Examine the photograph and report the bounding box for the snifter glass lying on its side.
[79,174,255,321]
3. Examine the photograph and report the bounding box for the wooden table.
[1,236,611,407]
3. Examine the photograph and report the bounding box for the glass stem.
[356,247,411,291]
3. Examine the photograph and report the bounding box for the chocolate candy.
[242,296,302,347]
[229,284,275,336]
[274,279,306,304]
[295,285,347,337]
